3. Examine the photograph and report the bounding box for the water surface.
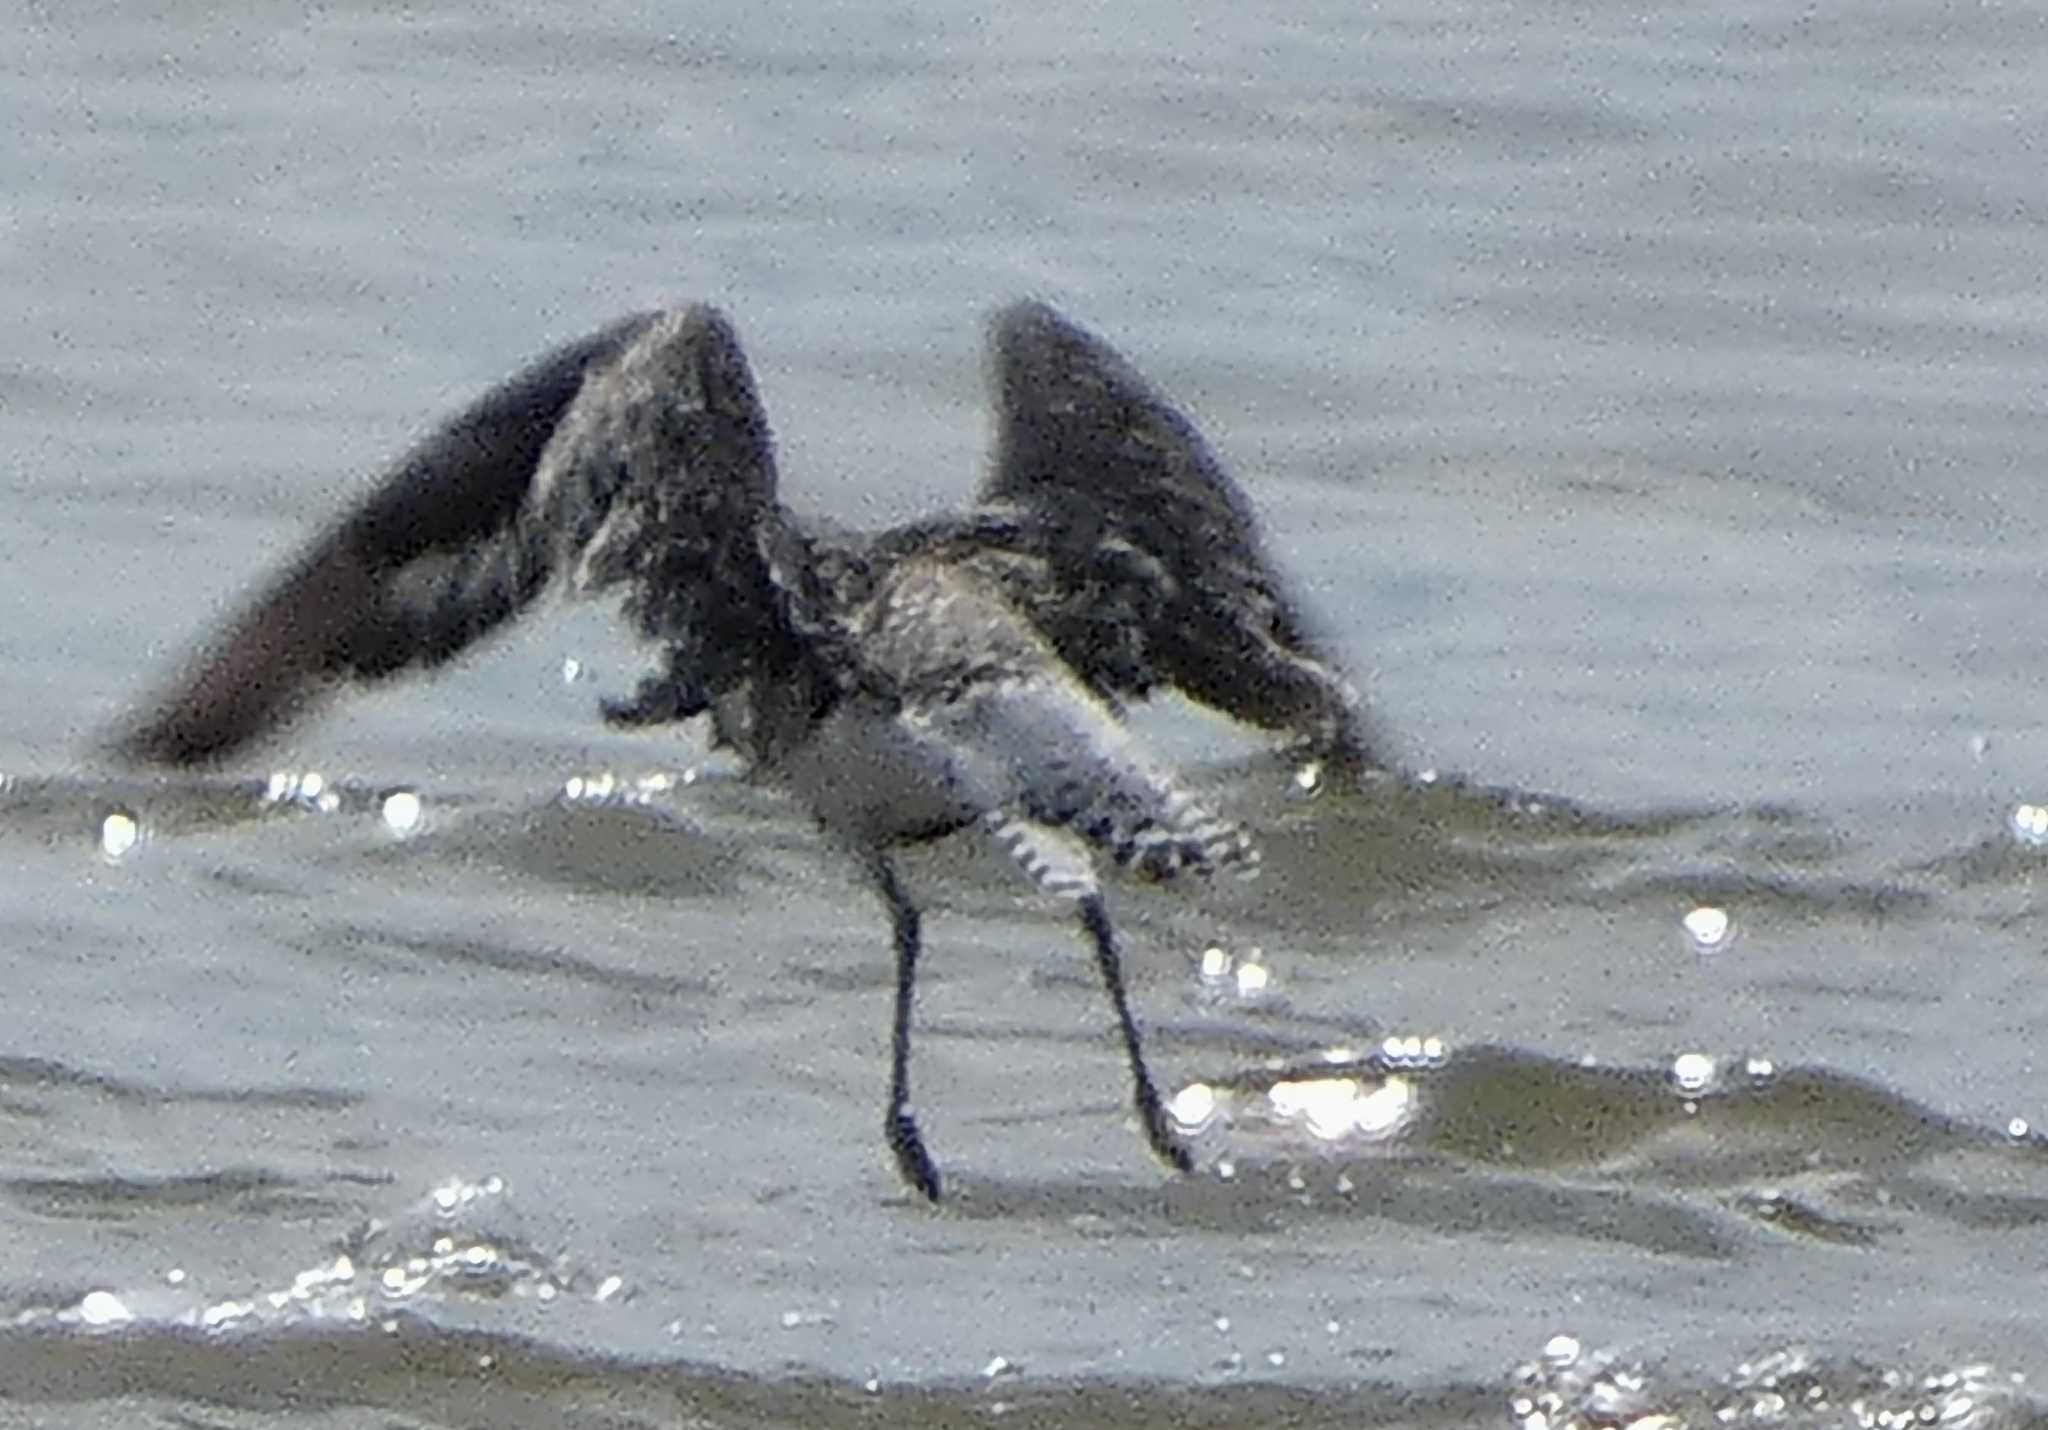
[5,0,2048,1424]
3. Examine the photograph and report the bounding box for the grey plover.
[114,302,1390,1200]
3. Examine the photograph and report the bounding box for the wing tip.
[105,305,766,773]
[105,537,383,770]
[625,303,760,417]
[106,673,322,772]
[987,298,1116,392]
[988,297,1068,348]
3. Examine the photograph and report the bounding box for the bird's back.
[775,556,1256,885]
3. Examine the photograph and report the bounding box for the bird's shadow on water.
[924,1157,1753,1261]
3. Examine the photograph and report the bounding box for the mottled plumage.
[113,301,1387,1199]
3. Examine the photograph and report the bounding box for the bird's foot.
[1134,1081,1194,1174]
[887,1105,943,1202]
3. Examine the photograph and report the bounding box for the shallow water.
[6,0,2048,1425]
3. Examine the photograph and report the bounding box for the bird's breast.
[774,698,986,850]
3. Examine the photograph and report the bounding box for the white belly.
[774,698,987,848]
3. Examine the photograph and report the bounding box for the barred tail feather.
[983,813,1100,901]
[1084,780,1261,884]
[936,672,1261,886]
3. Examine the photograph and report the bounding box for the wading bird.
[115,301,1390,1199]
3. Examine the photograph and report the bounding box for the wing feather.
[112,306,794,766]
[978,300,1395,776]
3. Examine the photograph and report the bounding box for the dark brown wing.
[977,300,1396,777]
[112,306,798,767]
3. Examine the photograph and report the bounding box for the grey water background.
[5,0,2048,1425]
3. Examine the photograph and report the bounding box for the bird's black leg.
[871,857,943,1201]
[1077,893,1193,1174]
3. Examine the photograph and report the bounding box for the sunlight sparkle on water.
[1268,1074,1414,1141]
[431,1174,506,1214]
[1671,1053,1717,1094]
[564,771,619,803]
[98,810,141,861]
[1516,1341,2031,1430]
[1167,1082,1219,1133]
[1682,905,1733,955]
[1195,944,1275,1003]
[264,769,340,813]
[1381,1034,1447,1067]
[381,789,423,836]
[2009,804,2048,846]
[200,1299,256,1330]
[76,1290,133,1328]
[563,769,695,806]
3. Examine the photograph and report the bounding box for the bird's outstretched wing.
[970,300,1395,777]
[112,305,797,767]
